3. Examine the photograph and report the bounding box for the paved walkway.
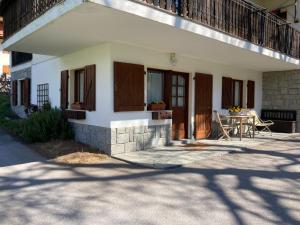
[0,129,299,225]
[114,132,295,169]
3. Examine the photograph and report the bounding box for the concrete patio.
[114,132,297,169]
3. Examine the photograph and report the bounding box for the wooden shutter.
[114,62,144,112]
[222,77,233,109]
[195,73,213,139]
[164,70,172,110]
[60,70,69,110]
[247,80,255,108]
[12,80,18,106]
[84,64,96,111]
[23,78,31,108]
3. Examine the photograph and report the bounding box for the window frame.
[171,74,186,108]
[232,79,243,108]
[74,69,85,104]
[147,68,165,106]
[37,83,49,108]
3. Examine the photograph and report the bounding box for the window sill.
[152,111,172,120]
[71,102,85,111]
[64,110,86,120]
[147,109,172,112]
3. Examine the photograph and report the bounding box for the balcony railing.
[1,0,65,40]
[1,0,299,59]
[11,51,33,67]
[134,0,300,59]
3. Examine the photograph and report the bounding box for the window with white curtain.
[147,70,164,104]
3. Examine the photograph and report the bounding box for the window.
[222,77,243,109]
[74,69,85,103]
[60,65,96,112]
[172,75,186,107]
[233,79,243,107]
[147,70,164,104]
[37,83,49,108]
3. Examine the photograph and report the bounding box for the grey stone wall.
[262,70,300,131]
[11,67,31,80]
[71,122,171,156]
[11,67,32,118]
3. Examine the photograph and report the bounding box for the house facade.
[1,0,300,155]
[0,17,9,77]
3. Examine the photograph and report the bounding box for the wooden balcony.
[0,0,65,40]
[0,0,299,60]
[134,0,300,59]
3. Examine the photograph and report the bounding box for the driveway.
[0,128,299,225]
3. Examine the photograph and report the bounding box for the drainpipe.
[295,0,299,23]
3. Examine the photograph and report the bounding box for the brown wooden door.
[194,73,213,139]
[171,72,189,140]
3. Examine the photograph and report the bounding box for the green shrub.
[0,118,24,136]
[0,95,12,119]
[0,97,73,143]
[22,108,73,143]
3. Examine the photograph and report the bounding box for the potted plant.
[148,101,166,111]
[228,106,242,115]
[71,102,85,110]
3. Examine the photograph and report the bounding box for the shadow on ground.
[0,132,300,224]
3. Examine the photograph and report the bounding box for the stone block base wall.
[71,122,171,155]
[263,70,300,132]
[11,67,32,118]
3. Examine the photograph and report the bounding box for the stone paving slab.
[113,132,296,169]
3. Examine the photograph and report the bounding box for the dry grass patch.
[30,140,109,164]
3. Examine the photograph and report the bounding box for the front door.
[171,72,189,140]
[194,73,213,139]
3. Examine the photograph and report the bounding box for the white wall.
[31,42,262,138]
[110,43,262,137]
[0,50,10,74]
[31,44,112,127]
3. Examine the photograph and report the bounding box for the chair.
[237,109,253,138]
[248,110,274,135]
[214,110,234,140]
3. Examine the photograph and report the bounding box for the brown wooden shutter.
[222,77,233,109]
[164,70,173,110]
[239,80,243,107]
[114,62,144,112]
[23,78,31,108]
[12,80,18,106]
[84,64,96,111]
[60,70,69,110]
[247,80,255,109]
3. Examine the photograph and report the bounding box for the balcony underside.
[2,1,300,72]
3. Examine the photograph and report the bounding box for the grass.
[30,139,109,164]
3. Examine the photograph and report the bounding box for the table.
[226,115,255,141]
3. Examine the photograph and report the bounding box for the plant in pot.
[148,101,166,111]
[71,102,85,110]
[228,106,242,115]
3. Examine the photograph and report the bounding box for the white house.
[1,0,300,155]
[0,17,9,77]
